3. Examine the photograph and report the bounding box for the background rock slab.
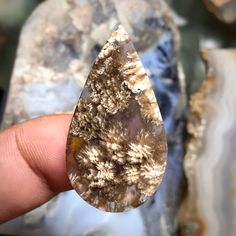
[180,49,236,236]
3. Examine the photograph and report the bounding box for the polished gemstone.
[66,25,167,212]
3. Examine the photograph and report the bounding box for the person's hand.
[0,115,72,223]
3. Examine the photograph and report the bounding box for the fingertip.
[14,114,73,192]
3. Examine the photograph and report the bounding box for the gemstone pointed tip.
[111,24,129,42]
[114,24,128,34]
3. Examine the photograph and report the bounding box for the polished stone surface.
[67,26,167,212]
[180,49,236,236]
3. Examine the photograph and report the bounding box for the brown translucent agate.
[66,25,167,212]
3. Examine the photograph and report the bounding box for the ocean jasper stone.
[66,25,167,212]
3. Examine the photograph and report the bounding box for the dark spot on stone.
[154,89,172,120]
[43,41,78,72]
[145,17,166,29]
[148,197,155,207]
[167,76,180,94]
[0,86,5,123]
[155,32,177,78]
[91,44,102,61]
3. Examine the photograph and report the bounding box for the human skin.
[0,115,72,223]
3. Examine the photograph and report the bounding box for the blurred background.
[1,0,236,122]
[0,0,236,235]
[0,0,43,122]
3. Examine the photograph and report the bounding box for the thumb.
[0,114,72,223]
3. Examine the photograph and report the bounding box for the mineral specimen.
[66,25,167,212]
[179,49,236,236]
